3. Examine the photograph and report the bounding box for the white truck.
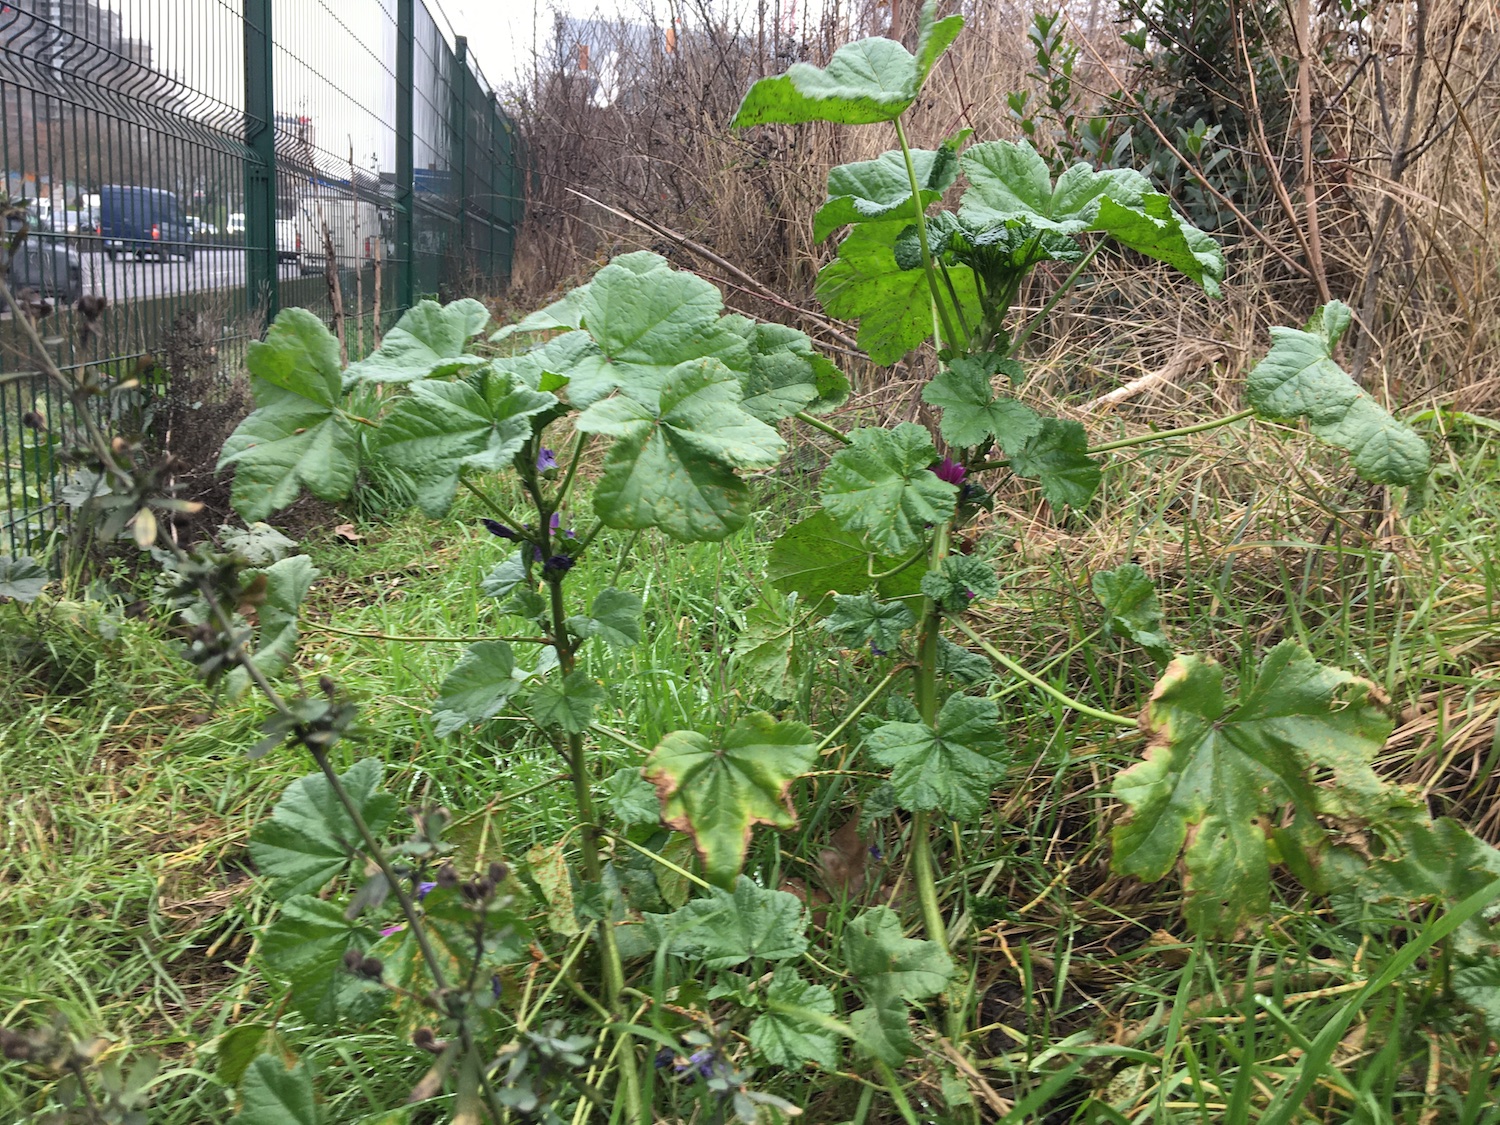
[294,196,383,275]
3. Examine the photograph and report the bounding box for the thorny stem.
[950,616,1139,727]
[895,116,963,352]
[544,571,645,1124]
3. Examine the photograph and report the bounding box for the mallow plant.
[16,4,1500,1122]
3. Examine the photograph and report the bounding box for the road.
[81,246,312,303]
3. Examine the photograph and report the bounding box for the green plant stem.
[967,409,1258,474]
[544,572,645,1125]
[894,116,962,351]
[553,431,593,511]
[605,830,714,892]
[458,477,532,539]
[794,410,853,445]
[815,663,908,753]
[867,546,925,581]
[949,616,1138,727]
[1086,408,1257,454]
[1009,238,1105,357]
[308,623,548,645]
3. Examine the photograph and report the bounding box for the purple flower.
[931,456,966,485]
[869,843,884,861]
[542,554,575,577]
[677,1048,717,1079]
[482,519,519,540]
[869,641,887,657]
[491,974,503,1000]
[549,512,561,533]
[377,881,437,938]
[654,1048,675,1070]
[536,447,558,473]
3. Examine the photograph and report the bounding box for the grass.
[2,423,1499,1123]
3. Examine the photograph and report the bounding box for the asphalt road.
[81,246,309,302]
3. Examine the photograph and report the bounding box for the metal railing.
[0,0,523,554]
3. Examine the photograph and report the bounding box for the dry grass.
[502,0,1500,415]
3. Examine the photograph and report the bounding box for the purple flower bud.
[416,881,437,899]
[380,923,406,938]
[549,512,561,533]
[869,641,887,657]
[931,456,966,485]
[542,554,575,577]
[869,843,884,861]
[481,519,519,540]
[532,545,544,562]
[491,974,503,1000]
[677,1048,717,1078]
[654,1048,675,1070]
[536,447,558,472]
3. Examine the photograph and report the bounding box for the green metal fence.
[0,0,523,555]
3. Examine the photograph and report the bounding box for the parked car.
[99,185,193,262]
[1,215,83,309]
[275,217,302,268]
[226,212,246,237]
[188,216,218,239]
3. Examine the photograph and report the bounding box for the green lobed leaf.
[480,550,529,601]
[815,221,980,364]
[866,692,1010,820]
[730,4,962,127]
[218,308,359,522]
[1009,418,1101,508]
[1093,194,1225,297]
[734,590,801,701]
[644,713,820,887]
[219,522,298,566]
[527,841,581,935]
[897,211,1085,273]
[431,641,521,737]
[1111,641,1394,937]
[820,423,958,555]
[1092,563,1171,665]
[1336,815,1500,957]
[844,905,953,1063]
[845,904,955,1000]
[765,511,927,603]
[721,315,850,422]
[0,554,47,602]
[822,594,916,653]
[644,876,808,967]
[228,554,319,698]
[577,357,785,542]
[937,636,992,685]
[919,555,1000,612]
[750,968,839,1069]
[1245,300,1430,486]
[922,363,1042,452]
[604,767,660,828]
[566,587,643,650]
[814,148,959,243]
[526,670,605,735]
[1454,958,1500,1032]
[343,297,489,384]
[959,140,1150,235]
[236,1054,319,1125]
[260,895,386,1024]
[368,369,557,517]
[248,759,399,900]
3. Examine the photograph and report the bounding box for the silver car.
[2,218,85,310]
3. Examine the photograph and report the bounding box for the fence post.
[244,0,278,319]
[451,35,469,276]
[395,0,415,311]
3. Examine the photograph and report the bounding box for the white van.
[295,196,382,275]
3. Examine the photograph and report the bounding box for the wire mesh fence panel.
[0,0,521,556]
